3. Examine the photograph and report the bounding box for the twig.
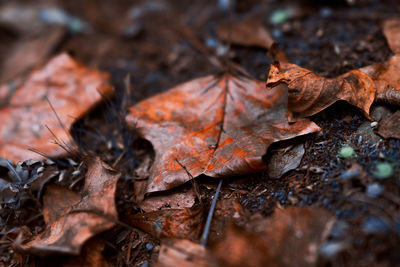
[200,179,223,246]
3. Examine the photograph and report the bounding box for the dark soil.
[1,0,400,266]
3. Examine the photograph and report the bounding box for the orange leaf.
[0,53,113,162]
[17,157,120,255]
[126,74,320,192]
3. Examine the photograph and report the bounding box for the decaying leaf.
[0,53,113,162]
[266,18,400,121]
[360,54,400,106]
[139,188,196,212]
[156,239,217,267]
[266,143,305,179]
[126,74,320,192]
[358,18,400,106]
[376,110,400,139]
[124,206,206,242]
[17,157,120,255]
[266,62,376,121]
[213,207,333,267]
[216,18,274,50]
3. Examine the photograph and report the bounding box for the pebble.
[145,243,153,251]
[320,7,332,18]
[363,217,390,234]
[330,220,349,240]
[370,105,393,121]
[319,241,345,258]
[340,169,359,179]
[355,122,382,145]
[366,183,384,197]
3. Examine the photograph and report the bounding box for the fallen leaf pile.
[0,8,399,267]
[266,18,400,120]
[0,53,113,162]
[126,74,320,192]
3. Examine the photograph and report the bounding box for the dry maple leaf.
[126,74,320,192]
[266,18,400,121]
[17,157,120,255]
[0,53,113,162]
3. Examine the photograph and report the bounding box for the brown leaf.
[213,207,333,267]
[382,18,400,53]
[126,74,320,192]
[359,18,400,106]
[266,62,376,121]
[139,189,196,212]
[376,110,400,139]
[266,18,400,120]
[123,206,206,242]
[0,53,113,162]
[156,239,217,267]
[266,143,305,179]
[216,18,274,50]
[60,238,109,267]
[208,196,248,244]
[17,157,120,255]
[360,55,400,106]
[0,27,65,83]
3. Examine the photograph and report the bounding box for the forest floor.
[0,0,400,266]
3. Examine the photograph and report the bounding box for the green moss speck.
[338,145,354,159]
[374,162,393,179]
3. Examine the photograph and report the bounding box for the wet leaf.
[139,188,196,212]
[266,62,376,121]
[17,157,120,255]
[216,18,274,50]
[126,74,320,192]
[0,53,113,162]
[124,206,206,242]
[213,207,333,267]
[376,110,400,139]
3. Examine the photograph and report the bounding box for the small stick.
[200,179,223,246]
